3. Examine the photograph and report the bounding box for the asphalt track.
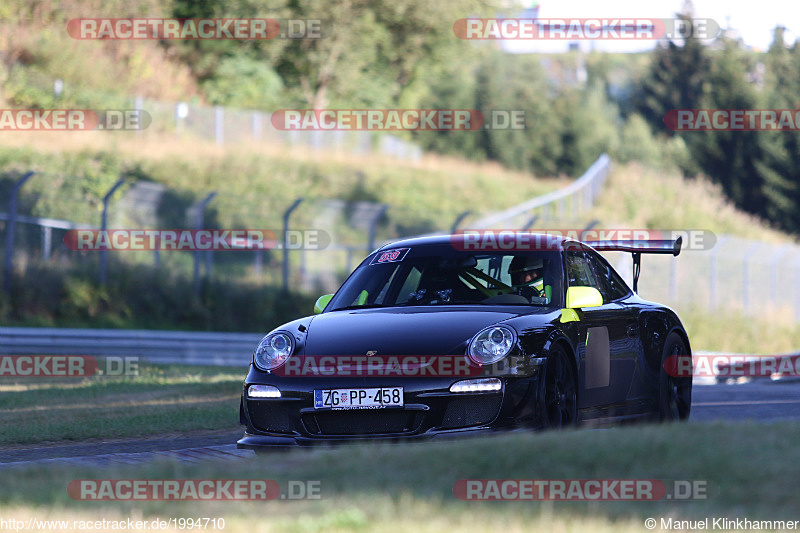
[690,379,800,423]
[1,379,797,469]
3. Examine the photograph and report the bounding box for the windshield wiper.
[398,299,481,306]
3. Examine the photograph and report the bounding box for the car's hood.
[304,306,548,356]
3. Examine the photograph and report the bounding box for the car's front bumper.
[236,425,502,449]
[237,373,544,449]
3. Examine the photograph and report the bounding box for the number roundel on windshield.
[370,248,410,265]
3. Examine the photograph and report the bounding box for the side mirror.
[566,286,603,309]
[314,294,333,314]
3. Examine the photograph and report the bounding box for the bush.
[0,260,317,332]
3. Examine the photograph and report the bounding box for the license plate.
[314,387,403,410]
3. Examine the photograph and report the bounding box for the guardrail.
[0,327,262,367]
[397,153,612,243]
[470,153,611,229]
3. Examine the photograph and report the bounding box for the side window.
[566,251,597,288]
[586,251,630,302]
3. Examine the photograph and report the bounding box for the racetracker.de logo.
[454,479,708,500]
[0,109,150,131]
[67,19,322,40]
[63,229,330,251]
[453,18,719,40]
[270,109,528,131]
[274,355,480,377]
[0,356,138,377]
[664,109,800,131]
[67,479,322,500]
[664,354,800,379]
[69,480,277,500]
[450,229,716,251]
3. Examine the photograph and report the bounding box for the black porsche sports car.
[237,233,691,449]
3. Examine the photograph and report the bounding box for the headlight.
[468,325,516,365]
[450,378,502,393]
[253,331,295,371]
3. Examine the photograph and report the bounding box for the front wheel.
[541,345,578,428]
[659,332,692,421]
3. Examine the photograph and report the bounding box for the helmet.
[509,256,544,289]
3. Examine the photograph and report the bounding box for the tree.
[634,9,709,138]
[275,0,488,109]
[688,36,764,213]
[757,27,800,231]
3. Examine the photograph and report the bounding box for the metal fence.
[137,98,423,161]
[0,154,613,296]
[0,175,458,295]
[0,189,393,295]
[613,236,800,322]
[452,151,800,322]
[4,152,800,323]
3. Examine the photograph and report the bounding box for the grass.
[0,130,565,239]
[589,162,795,244]
[0,362,243,446]
[681,309,800,354]
[1,422,799,530]
[584,162,800,354]
[0,260,319,332]
[0,126,563,331]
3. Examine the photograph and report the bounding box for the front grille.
[248,404,294,434]
[305,409,422,436]
[440,395,502,429]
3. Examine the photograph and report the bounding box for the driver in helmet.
[509,256,551,302]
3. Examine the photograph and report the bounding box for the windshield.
[327,246,564,310]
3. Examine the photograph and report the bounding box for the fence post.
[450,211,471,234]
[368,204,389,251]
[254,249,263,278]
[795,257,800,323]
[41,226,52,261]
[523,214,539,230]
[192,192,217,294]
[135,96,144,136]
[214,106,224,145]
[770,246,789,307]
[99,178,127,286]
[708,236,727,310]
[669,256,678,302]
[300,248,307,287]
[3,171,35,294]
[283,198,304,292]
[742,243,760,312]
[252,112,262,142]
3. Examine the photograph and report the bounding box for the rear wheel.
[659,332,692,421]
[542,345,577,428]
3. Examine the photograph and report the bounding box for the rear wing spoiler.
[582,236,682,292]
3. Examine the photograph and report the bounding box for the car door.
[566,249,641,412]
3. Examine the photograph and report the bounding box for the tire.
[542,345,578,428]
[659,332,692,421]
